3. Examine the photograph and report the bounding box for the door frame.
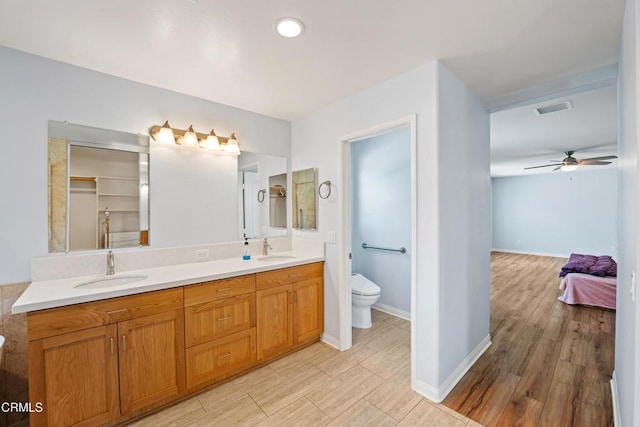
[337,115,417,387]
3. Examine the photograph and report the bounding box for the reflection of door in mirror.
[292,168,317,229]
[269,173,287,228]
[68,147,141,251]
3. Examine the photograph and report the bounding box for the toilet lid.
[351,276,381,296]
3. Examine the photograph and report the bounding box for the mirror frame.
[48,121,150,253]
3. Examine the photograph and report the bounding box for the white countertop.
[12,251,324,314]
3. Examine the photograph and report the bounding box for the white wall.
[492,170,618,257]
[351,127,412,315]
[436,64,491,386]
[616,0,639,425]
[292,60,490,398]
[0,46,290,284]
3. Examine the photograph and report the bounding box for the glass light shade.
[274,18,305,38]
[182,125,199,147]
[156,121,175,145]
[225,133,241,154]
[201,130,220,150]
[561,164,578,172]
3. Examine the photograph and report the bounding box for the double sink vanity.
[13,242,325,426]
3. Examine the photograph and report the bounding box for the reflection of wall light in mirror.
[155,121,176,145]
[225,133,240,154]
[181,125,199,147]
[200,129,220,150]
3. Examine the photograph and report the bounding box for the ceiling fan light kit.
[524,150,617,172]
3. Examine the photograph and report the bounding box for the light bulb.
[181,125,199,147]
[274,18,305,38]
[201,129,220,150]
[225,133,240,154]
[156,121,175,145]
[561,164,578,172]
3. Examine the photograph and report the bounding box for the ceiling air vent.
[534,100,573,115]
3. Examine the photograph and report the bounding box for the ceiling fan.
[524,150,618,172]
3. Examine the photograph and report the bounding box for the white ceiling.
[491,85,618,177]
[0,0,626,121]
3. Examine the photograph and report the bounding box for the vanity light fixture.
[156,121,176,145]
[181,125,199,147]
[150,123,240,154]
[200,129,220,150]
[274,17,305,38]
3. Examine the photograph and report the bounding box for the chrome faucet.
[262,238,273,256]
[107,250,115,275]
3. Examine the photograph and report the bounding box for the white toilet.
[351,273,381,329]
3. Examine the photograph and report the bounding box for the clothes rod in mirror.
[150,121,240,155]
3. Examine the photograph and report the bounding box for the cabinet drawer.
[186,328,256,390]
[27,287,184,341]
[184,274,256,307]
[185,293,255,347]
[256,262,323,290]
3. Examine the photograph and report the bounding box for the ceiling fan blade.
[553,166,562,171]
[524,164,562,170]
[579,160,612,166]
[580,155,618,161]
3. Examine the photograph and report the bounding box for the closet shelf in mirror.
[99,193,139,197]
[98,209,139,212]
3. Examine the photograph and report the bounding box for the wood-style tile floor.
[443,252,615,427]
[130,309,481,426]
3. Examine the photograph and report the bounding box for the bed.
[557,253,617,310]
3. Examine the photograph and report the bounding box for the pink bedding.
[558,273,616,310]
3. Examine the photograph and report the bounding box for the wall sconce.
[150,122,240,155]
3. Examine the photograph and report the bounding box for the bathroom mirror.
[48,121,150,253]
[238,152,287,239]
[292,168,317,229]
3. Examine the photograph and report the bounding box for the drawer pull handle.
[288,274,299,279]
[122,335,127,352]
[217,353,231,359]
[110,337,114,355]
[217,316,232,321]
[106,308,129,315]
[294,290,298,303]
[216,288,231,292]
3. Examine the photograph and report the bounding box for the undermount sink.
[74,274,148,289]
[256,255,297,261]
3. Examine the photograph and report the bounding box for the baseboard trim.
[320,333,340,350]
[491,248,568,258]
[414,334,492,403]
[372,304,411,320]
[611,370,621,427]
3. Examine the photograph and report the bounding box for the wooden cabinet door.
[118,309,186,414]
[29,325,119,427]
[293,277,324,344]
[256,284,293,360]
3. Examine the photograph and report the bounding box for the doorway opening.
[338,115,417,387]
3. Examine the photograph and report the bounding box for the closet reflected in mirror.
[238,152,287,239]
[48,121,150,252]
[292,168,317,230]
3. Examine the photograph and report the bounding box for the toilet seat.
[351,274,381,296]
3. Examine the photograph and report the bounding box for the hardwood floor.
[443,251,615,427]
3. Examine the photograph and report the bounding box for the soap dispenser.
[243,237,251,260]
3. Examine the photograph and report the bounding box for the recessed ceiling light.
[274,17,305,38]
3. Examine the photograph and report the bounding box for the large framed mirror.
[48,121,150,253]
[238,152,287,239]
